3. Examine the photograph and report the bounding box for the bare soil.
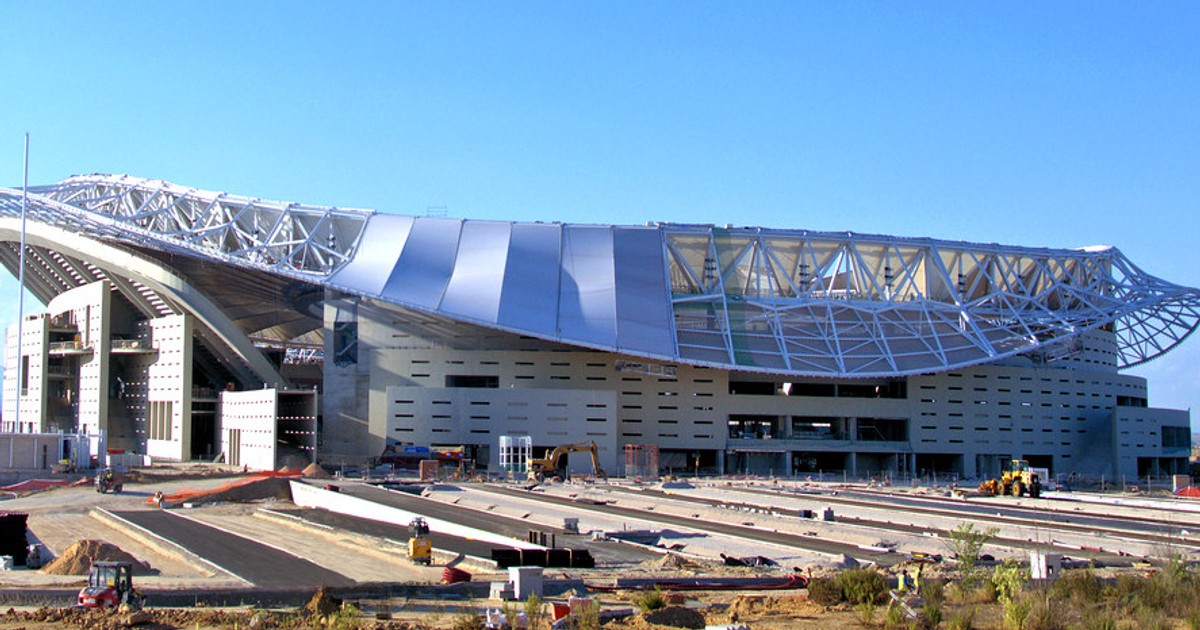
[40,539,153,576]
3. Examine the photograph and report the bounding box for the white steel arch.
[0,216,284,387]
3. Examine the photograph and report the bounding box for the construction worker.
[914,562,924,594]
[897,569,910,592]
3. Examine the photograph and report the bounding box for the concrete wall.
[2,280,202,463]
[145,315,193,460]
[320,300,1189,480]
[387,386,618,473]
[1114,406,1191,479]
[47,281,111,436]
[320,294,371,462]
[0,432,82,470]
[3,315,48,431]
[220,389,278,471]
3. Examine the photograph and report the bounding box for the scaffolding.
[624,444,660,482]
[498,435,532,479]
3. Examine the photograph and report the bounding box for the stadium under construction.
[2,174,1198,481]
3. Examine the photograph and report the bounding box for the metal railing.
[48,340,90,353]
[111,338,152,351]
[192,387,219,400]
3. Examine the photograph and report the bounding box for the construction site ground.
[1,464,1198,628]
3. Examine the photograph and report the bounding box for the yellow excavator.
[528,441,608,482]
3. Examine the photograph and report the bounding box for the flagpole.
[15,134,28,432]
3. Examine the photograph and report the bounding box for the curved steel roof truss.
[3,176,1198,379]
[664,226,1199,375]
[28,175,372,278]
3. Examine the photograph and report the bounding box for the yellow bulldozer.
[527,441,608,482]
[979,459,1042,498]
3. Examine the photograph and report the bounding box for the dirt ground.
[0,464,448,591]
[0,465,1189,629]
[0,592,1016,629]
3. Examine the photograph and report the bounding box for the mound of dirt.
[642,606,706,629]
[643,553,703,569]
[302,462,332,479]
[119,466,242,485]
[726,594,817,623]
[41,539,152,576]
[303,587,342,617]
[157,475,295,506]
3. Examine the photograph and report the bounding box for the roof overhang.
[2,174,1197,379]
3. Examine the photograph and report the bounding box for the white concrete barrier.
[289,481,543,550]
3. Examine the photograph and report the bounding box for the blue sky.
[2,2,1198,422]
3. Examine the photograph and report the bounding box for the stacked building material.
[0,513,29,566]
[491,547,594,569]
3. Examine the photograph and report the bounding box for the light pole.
[14,134,29,432]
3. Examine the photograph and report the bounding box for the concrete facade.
[221,388,319,471]
[3,282,195,460]
[0,275,1188,481]
[323,297,1190,481]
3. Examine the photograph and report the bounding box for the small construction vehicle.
[527,441,608,482]
[978,459,1042,498]
[95,468,122,494]
[407,517,432,565]
[25,543,44,570]
[78,561,143,610]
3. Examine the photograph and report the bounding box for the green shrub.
[1077,605,1118,630]
[991,560,1027,607]
[1119,569,1198,617]
[1135,607,1170,630]
[1152,567,1200,618]
[836,567,889,605]
[1188,609,1200,630]
[921,578,946,606]
[857,600,877,626]
[571,599,601,630]
[524,594,548,629]
[948,579,996,605]
[1023,596,1064,630]
[807,577,843,606]
[500,599,519,630]
[1002,595,1031,630]
[449,611,485,630]
[324,602,363,630]
[1162,553,1190,585]
[947,522,998,587]
[632,588,667,613]
[884,601,907,628]
[922,599,943,628]
[1106,573,1143,613]
[1136,573,1172,612]
[1050,569,1103,605]
[945,606,976,630]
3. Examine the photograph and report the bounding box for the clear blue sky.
[2,3,1198,422]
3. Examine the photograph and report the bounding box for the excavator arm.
[528,441,607,480]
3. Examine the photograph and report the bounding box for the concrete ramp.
[289,481,543,550]
[104,509,354,589]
